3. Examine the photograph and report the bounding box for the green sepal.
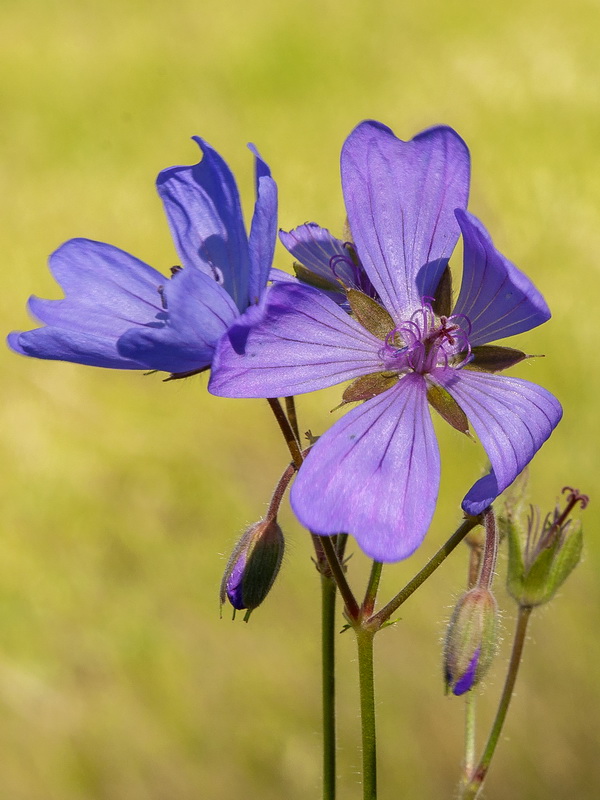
[431,264,453,317]
[507,518,583,607]
[525,525,583,606]
[427,383,470,436]
[347,289,395,340]
[292,262,341,293]
[338,372,398,407]
[462,345,534,373]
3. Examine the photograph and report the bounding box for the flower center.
[381,301,472,375]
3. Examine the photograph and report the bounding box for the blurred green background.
[2,0,599,797]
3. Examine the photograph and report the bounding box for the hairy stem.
[362,561,383,617]
[355,627,377,800]
[461,605,533,799]
[285,395,301,443]
[321,574,337,800]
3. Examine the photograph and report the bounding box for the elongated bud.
[444,587,499,695]
[220,518,285,621]
[506,487,587,608]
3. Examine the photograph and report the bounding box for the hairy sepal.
[347,289,395,340]
[338,371,398,407]
[462,345,534,373]
[427,383,470,436]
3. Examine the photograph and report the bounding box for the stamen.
[157,285,168,310]
[448,312,473,336]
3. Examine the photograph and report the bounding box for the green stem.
[461,605,533,799]
[362,561,383,617]
[462,691,477,787]
[321,575,337,800]
[369,515,482,628]
[317,535,360,621]
[267,397,303,468]
[265,398,357,616]
[285,396,301,443]
[355,627,377,800]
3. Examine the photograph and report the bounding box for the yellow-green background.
[2,0,598,797]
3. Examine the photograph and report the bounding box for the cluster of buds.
[505,486,587,608]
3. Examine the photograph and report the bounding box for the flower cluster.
[9,121,562,564]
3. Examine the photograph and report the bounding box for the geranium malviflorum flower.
[8,139,277,376]
[210,120,562,562]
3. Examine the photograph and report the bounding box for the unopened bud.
[220,518,285,621]
[444,587,499,696]
[506,487,586,608]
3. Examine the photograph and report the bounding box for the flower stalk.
[460,605,533,799]
[355,626,377,800]
[369,515,483,629]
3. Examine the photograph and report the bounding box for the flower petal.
[291,374,440,562]
[434,369,562,514]
[209,282,383,397]
[9,328,150,369]
[247,144,278,305]
[117,267,239,373]
[453,210,551,346]
[341,121,470,321]
[8,239,167,369]
[157,137,251,311]
[29,239,165,331]
[279,222,351,283]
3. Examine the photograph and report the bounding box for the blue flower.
[210,120,562,563]
[9,139,277,376]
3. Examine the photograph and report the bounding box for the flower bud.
[444,587,499,696]
[506,487,586,608]
[220,518,285,621]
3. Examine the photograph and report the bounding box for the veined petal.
[341,121,470,321]
[291,374,440,562]
[157,137,251,312]
[453,210,551,346]
[117,267,239,373]
[8,239,167,369]
[279,223,351,284]
[27,239,166,334]
[434,369,562,514]
[269,267,297,284]
[8,328,149,369]
[247,144,278,305]
[47,239,168,304]
[209,282,383,397]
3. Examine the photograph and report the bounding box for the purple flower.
[210,120,562,562]
[277,222,376,305]
[8,139,277,376]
